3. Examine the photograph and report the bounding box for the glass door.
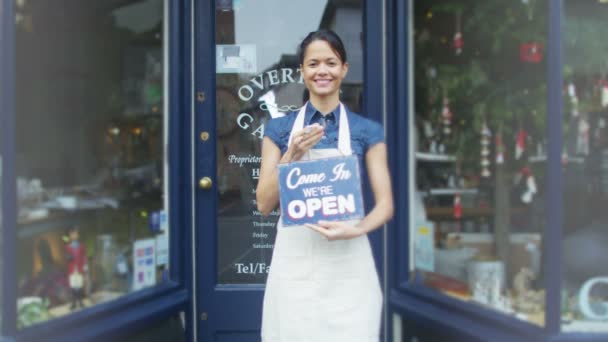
[195,0,365,339]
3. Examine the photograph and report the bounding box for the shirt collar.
[304,102,341,126]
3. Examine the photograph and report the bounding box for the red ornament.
[520,42,543,63]
[453,32,463,55]
[515,129,527,160]
[453,194,462,220]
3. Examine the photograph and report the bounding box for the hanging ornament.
[521,0,536,21]
[594,117,606,147]
[442,96,453,135]
[480,121,492,177]
[601,80,608,108]
[568,83,580,117]
[481,146,490,157]
[453,11,463,56]
[453,194,463,220]
[520,167,537,204]
[515,128,527,160]
[423,120,435,139]
[576,116,590,156]
[496,132,505,165]
[519,42,543,63]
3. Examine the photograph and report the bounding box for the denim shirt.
[264,103,385,185]
[264,102,385,157]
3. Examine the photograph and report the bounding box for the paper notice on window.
[156,210,169,266]
[216,44,257,74]
[414,222,435,272]
[133,239,156,290]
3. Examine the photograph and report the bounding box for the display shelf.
[427,188,477,196]
[439,289,545,327]
[415,152,457,162]
[47,291,125,318]
[529,155,584,163]
[425,206,527,220]
[17,210,94,239]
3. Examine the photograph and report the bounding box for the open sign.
[277,155,365,226]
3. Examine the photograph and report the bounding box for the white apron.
[261,103,383,342]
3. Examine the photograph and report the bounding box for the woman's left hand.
[305,220,363,241]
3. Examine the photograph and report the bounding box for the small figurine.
[65,226,87,310]
[513,267,545,314]
[513,267,535,298]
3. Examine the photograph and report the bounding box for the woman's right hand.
[281,123,324,163]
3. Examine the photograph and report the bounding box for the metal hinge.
[200,312,208,321]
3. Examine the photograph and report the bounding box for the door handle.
[199,177,213,190]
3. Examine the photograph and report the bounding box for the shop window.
[561,1,608,333]
[411,0,547,325]
[14,0,168,328]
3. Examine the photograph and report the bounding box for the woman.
[257,29,394,342]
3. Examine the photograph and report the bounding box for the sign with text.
[277,155,364,226]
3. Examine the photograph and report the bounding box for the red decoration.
[453,194,462,219]
[495,132,505,165]
[453,32,463,55]
[515,129,527,160]
[520,42,543,63]
[453,12,463,56]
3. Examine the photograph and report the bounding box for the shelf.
[427,188,478,196]
[17,208,111,239]
[416,152,456,162]
[529,155,584,163]
[46,290,125,317]
[425,206,526,220]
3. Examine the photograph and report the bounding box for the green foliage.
[17,297,54,329]
[415,0,547,165]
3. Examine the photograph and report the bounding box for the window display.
[561,1,608,333]
[14,0,168,328]
[412,0,547,325]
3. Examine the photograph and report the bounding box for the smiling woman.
[257,29,393,342]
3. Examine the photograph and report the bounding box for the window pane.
[215,0,364,284]
[561,1,608,333]
[412,0,547,325]
[15,0,169,329]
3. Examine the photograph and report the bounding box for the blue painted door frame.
[193,1,264,340]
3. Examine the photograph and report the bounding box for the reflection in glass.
[215,0,363,284]
[562,1,608,332]
[412,0,546,325]
[15,0,168,328]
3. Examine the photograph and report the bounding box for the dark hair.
[297,29,347,65]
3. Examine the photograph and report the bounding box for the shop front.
[1,0,385,341]
[4,0,608,341]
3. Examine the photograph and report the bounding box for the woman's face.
[301,40,348,100]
